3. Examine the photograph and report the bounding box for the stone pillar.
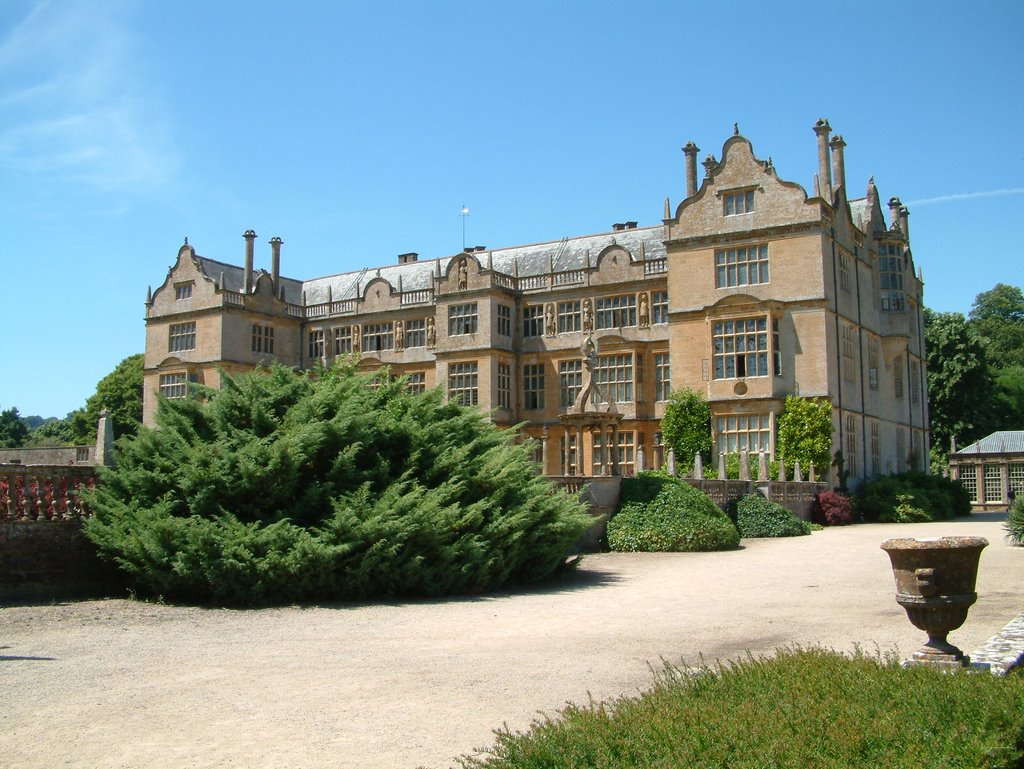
[95,409,115,467]
[563,427,572,476]
[739,451,750,481]
[813,118,832,197]
[757,451,768,482]
[577,426,585,476]
[693,453,703,480]
[718,452,727,481]
[829,135,846,191]
[794,460,803,483]
[541,425,550,475]
[635,443,646,474]
[243,229,256,293]
[602,425,611,477]
[683,141,699,198]
[889,197,904,235]
[269,236,283,291]
[667,449,677,477]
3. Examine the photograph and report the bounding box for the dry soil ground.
[1,514,1021,769]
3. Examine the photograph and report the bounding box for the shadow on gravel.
[0,655,57,662]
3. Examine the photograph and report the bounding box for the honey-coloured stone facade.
[143,119,928,486]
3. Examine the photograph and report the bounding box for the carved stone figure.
[426,316,436,347]
[395,320,404,351]
[638,292,650,328]
[545,303,556,337]
[351,325,361,353]
[582,298,594,333]
[458,259,468,290]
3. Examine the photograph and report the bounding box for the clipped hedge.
[607,473,739,552]
[459,647,1024,769]
[854,472,971,523]
[734,493,811,538]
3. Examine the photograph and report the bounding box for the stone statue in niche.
[426,316,436,347]
[395,320,404,351]
[458,259,468,290]
[545,303,556,337]
[638,292,650,328]
[582,298,594,333]
[351,325,361,354]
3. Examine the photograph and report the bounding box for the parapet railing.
[0,466,98,522]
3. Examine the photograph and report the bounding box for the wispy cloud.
[905,188,1024,207]
[0,0,178,193]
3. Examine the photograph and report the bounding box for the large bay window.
[713,318,769,379]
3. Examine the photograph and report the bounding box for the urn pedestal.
[880,536,988,669]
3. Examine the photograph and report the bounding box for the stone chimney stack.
[813,118,832,198]
[243,229,256,293]
[683,141,700,198]
[829,134,846,192]
[900,205,910,243]
[888,197,904,235]
[269,236,283,290]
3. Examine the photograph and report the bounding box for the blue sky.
[2,0,1022,418]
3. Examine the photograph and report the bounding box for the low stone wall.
[0,465,116,600]
[0,520,117,599]
[686,479,830,520]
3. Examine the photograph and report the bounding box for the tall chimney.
[813,118,832,198]
[683,141,699,198]
[829,134,846,192]
[243,229,256,293]
[269,236,282,290]
[900,205,910,243]
[888,197,903,235]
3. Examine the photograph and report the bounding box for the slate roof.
[195,256,305,304]
[956,431,1024,456]
[301,225,666,305]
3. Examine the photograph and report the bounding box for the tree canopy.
[83,362,590,606]
[70,354,144,444]
[0,407,30,449]
[660,388,712,471]
[969,283,1024,368]
[925,309,1001,457]
[776,396,833,476]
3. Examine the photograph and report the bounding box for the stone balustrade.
[0,466,97,522]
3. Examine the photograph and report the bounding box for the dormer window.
[175,282,193,300]
[724,189,755,215]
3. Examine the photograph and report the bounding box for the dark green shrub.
[459,647,1024,769]
[735,493,811,538]
[854,472,970,523]
[1006,494,1024,545]
[83,363,591,606]
[608,474,739,552]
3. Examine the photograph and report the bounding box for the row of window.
[450,293,672,339]
[959,464,1024,503]
[445,353,672,410]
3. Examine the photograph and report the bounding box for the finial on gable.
[184,236,188,246]
[733,122,740,136]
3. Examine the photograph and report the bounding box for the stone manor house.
[143,119,929,486]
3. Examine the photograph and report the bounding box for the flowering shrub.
[812,491,853,526]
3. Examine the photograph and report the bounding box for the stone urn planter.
[880,536,988,668]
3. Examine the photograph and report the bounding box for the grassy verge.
[459,647,1024,769]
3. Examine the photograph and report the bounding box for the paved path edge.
[971,612,1024,675]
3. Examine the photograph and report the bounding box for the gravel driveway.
[2,514,1021,769]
